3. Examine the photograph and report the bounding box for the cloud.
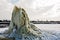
[0,0,13,20]
[8,0,19,4]
[0,0,60,21]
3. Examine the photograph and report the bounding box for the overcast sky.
[0,0,60,21]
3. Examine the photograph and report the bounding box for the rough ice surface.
[41,31,60,40]
[0,27,60,40]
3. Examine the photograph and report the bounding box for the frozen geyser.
[0,6,41,40]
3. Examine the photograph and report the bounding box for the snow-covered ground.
[35,24,60,40]
[0,24,60,40]
[35,24,60,31]
[0,27,8,33]
[0,24,60,33]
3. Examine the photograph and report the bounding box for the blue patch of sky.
[10,0,19,4]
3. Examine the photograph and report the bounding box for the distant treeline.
[30,21,60,24]
[0,20,60,24]
[0,20,10,22]
[0,20,10,27]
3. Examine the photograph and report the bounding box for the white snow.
[0,27,8,33]
[0,24,60,40]
[35,24,60,31]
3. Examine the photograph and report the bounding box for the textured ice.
[0,27,60,40]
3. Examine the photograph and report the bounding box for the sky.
[0,0,60,21]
